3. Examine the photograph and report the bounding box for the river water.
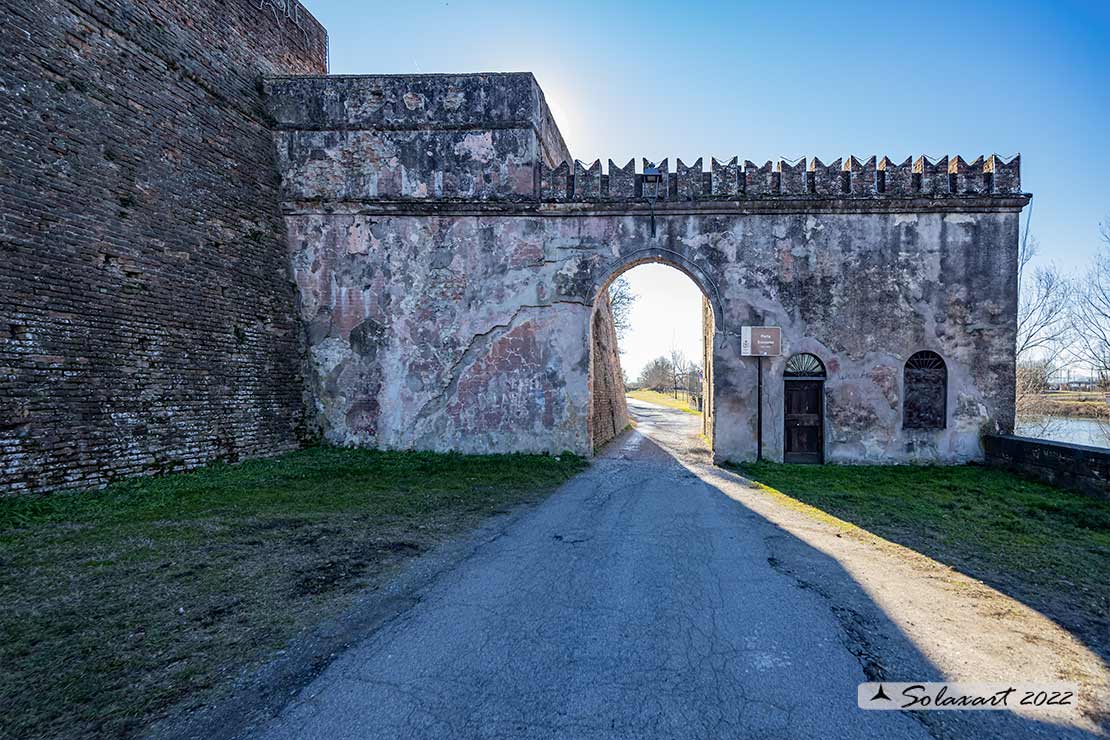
[1015,415,1110,448]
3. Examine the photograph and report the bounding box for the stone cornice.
[283,195,1032,218]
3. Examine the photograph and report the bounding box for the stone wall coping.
[983,434,1109,499]
[281,195,1032,217]
[264,71,571,165]
[264,72,549,128]
[985,433,1110,458]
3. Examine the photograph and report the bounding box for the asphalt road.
[245,399,932,740]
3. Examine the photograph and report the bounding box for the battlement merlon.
[264,73,1026,206]
[537,154,1022,201]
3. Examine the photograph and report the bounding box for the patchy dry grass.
[1040,391,1110,419]
[732,462,1110,661]
[0,447,586,739]
[626,389,701,414]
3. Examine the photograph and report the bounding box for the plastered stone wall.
[270,74,1028,465]
[286,212,596,454]
[0,1,327,494]
[266,73,571,201]
[282,206,1020,463]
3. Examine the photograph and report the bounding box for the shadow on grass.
[729,461,1110,666]
[170,428,1101,740]
[0,447,587,740]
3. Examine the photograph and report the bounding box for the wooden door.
[784,380,823,464]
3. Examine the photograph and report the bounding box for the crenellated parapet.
[539,154,1021,201]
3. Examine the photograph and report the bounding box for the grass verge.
[731,462,1110,660]
[0,447,586,739]
[626,389,701,414]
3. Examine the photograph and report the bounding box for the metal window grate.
[906,351,946,371]
[903,351,947,429]
[784,353,826,378]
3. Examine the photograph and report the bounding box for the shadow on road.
[159,398,1107,740]
[609,397,1109,739]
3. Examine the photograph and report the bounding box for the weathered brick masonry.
[590,293,630,449]
[1,1,327,494]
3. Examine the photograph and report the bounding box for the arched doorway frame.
[589,247,725,330]
[783,352,827,464]
[587,249,725,452]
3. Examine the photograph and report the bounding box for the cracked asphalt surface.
[245,399,936,740]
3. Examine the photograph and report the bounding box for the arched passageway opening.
[587,258,719,453]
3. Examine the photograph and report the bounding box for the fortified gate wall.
[0,5,1030,495]
[267,73,1028,464]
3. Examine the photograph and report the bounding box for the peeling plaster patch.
[344,221,368,254]
[401,171,429,198]
[681,233,715,249]
[944,213,978,225]
[894,214,918,226]
[402,92,425,110]
[443,90,465,110]
[453,132,496,163]
[804,215,824,240]
[312,337,351,376]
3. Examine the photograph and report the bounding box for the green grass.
[626,389,701,414]
[0,447,587,739]
[733,462,1110,658]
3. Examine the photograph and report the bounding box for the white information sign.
[741,326,782,357]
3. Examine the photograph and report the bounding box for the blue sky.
[308,0,1110,376]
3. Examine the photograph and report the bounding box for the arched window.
[784,353,826,379]
[903,351,947,429]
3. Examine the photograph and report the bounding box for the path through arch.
[588,258,719,452]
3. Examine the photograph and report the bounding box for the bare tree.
[1067,217,1110,436]
[1016,235,1071,359]
[683,361,704,410]
[668,349,687,398]
[1013,224,1073,435]
[684,361,703,395]
[1072,221,1110,382]
[607,277,637,341]
[1015,358,1063,437]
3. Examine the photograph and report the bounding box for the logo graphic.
[870,684,891,702]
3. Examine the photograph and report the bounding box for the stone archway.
[587,255,724,452]
[590,248,726,330]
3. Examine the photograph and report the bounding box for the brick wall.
[0,0,327,494]
[701,295,715,443]
[589,293,629,450]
